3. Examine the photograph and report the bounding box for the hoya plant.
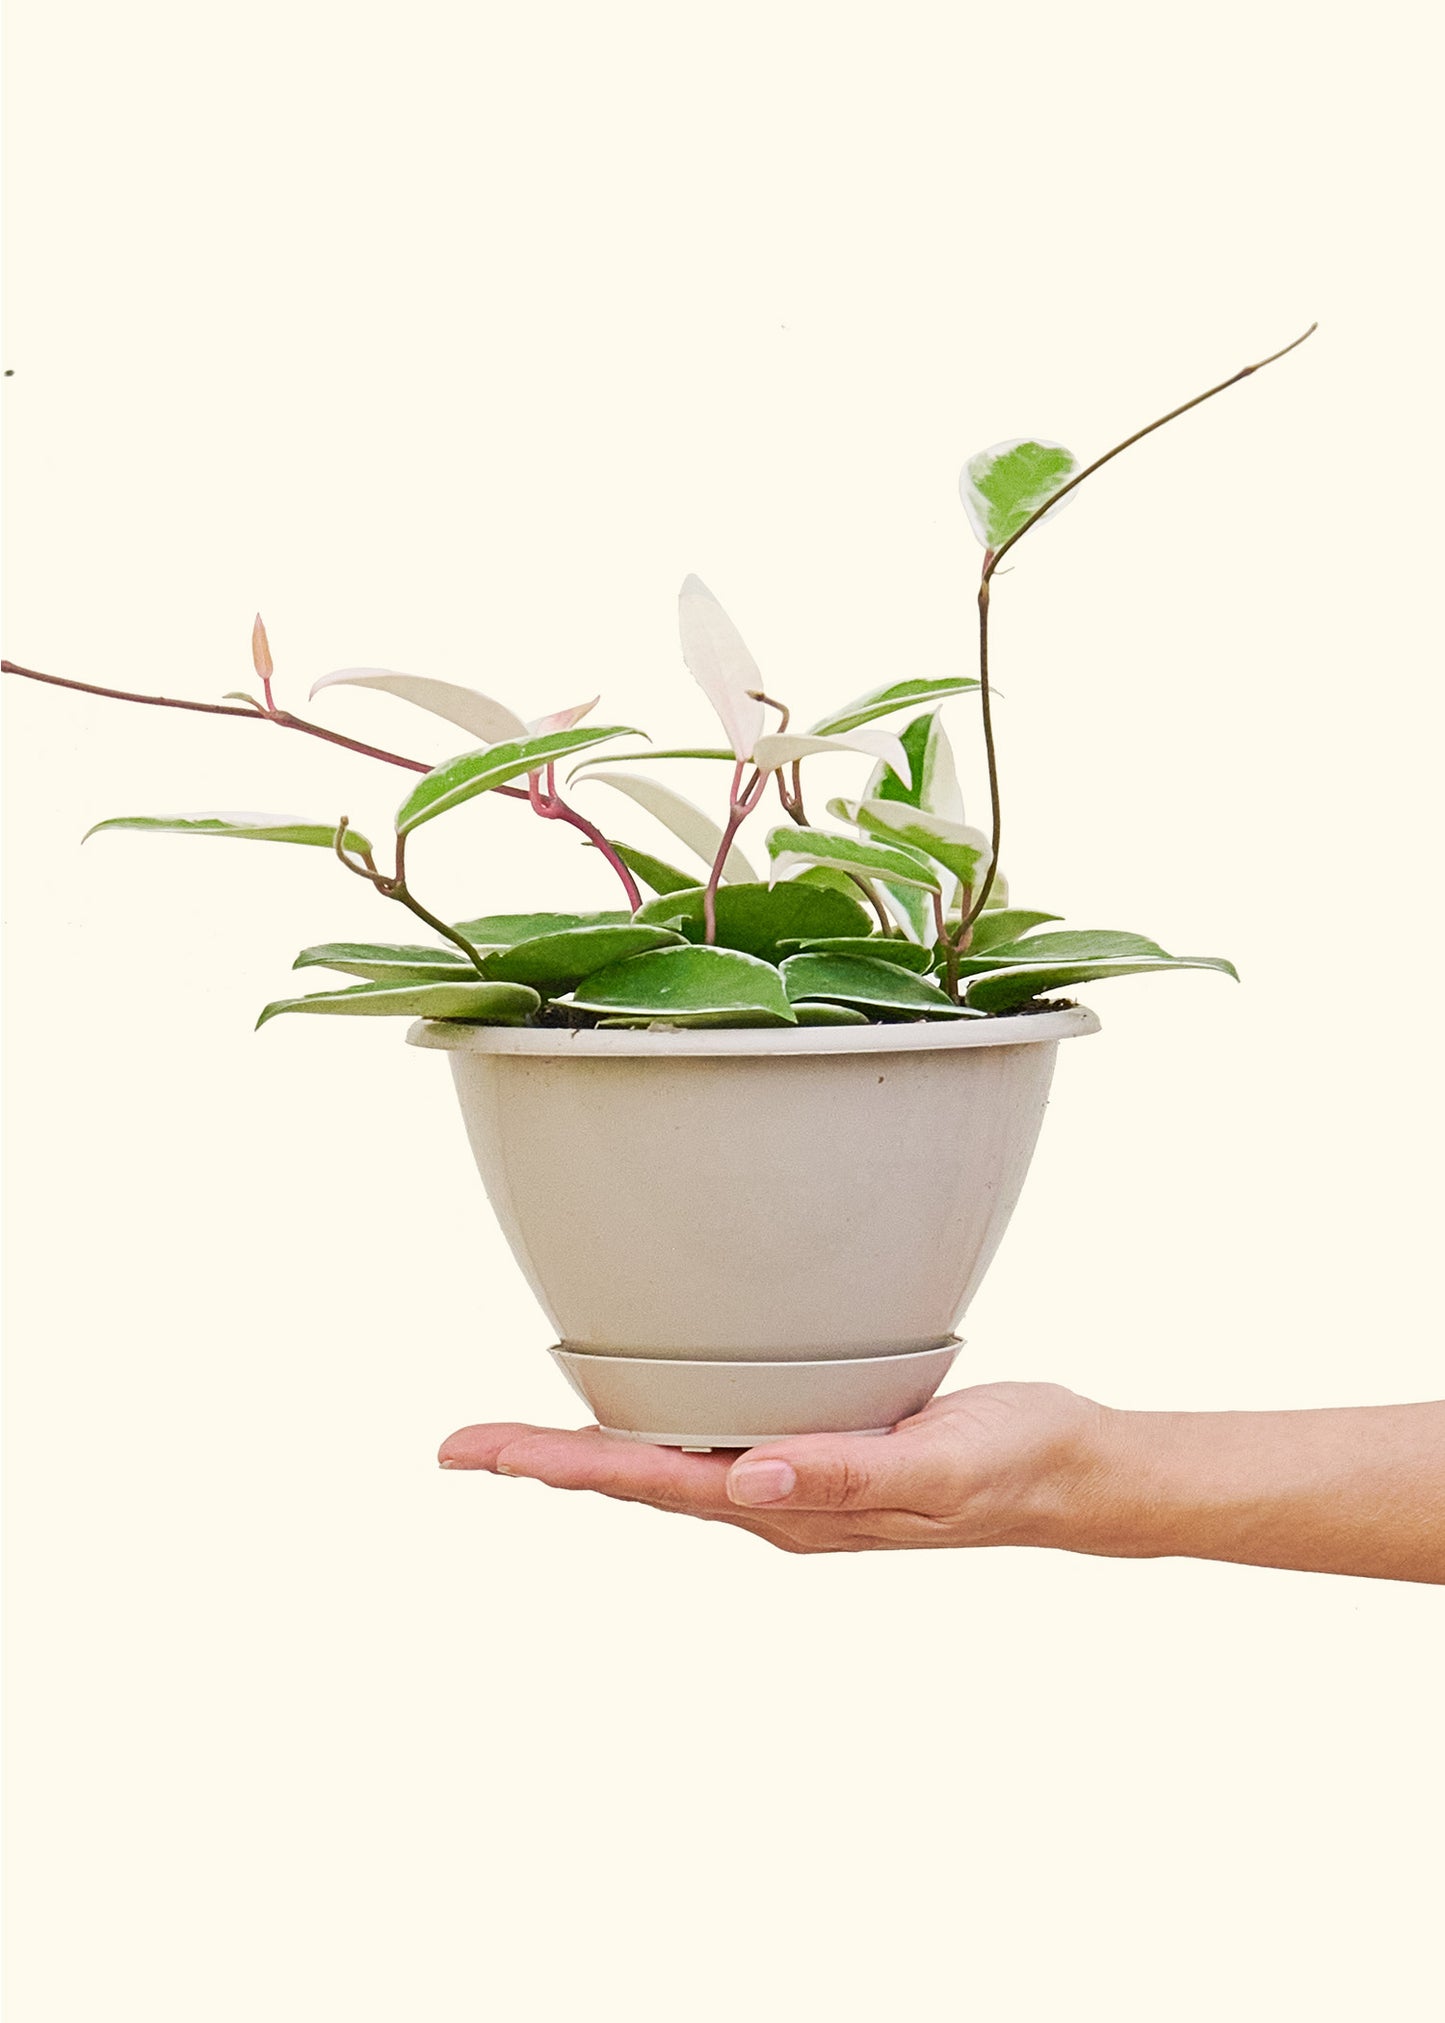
[3,328,1313,1032]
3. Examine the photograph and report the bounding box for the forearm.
[1043,1401,1445,1584]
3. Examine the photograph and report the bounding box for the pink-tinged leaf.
[527,696,600,735]
[309,669,528,743]
[252,614,274,681]
[678,576,766,761]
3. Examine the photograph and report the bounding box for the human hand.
[437,1382,1113,1555]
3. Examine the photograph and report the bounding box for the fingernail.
[438,1458,468,1470]
[495,1461,518,1475]
[728,1458,796,1506]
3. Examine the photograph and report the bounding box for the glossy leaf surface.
[294,941,482,982]
[780,953,976,1018]
[810,677,980,737]
[396,727,640,833]
[257,978,539,1028]
[84,813,370,852]
[482,923,686,986]
[767,824,941,892]
[632,880,871,961]
[608,842,699,896]
[564,944,796,1026]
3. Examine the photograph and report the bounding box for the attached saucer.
[549,1339,962,1449]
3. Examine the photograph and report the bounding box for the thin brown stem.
[747,689,791,733]
[335,815,488,973]
[982,323,1317,586]
[961,568,1003,927]
[389,885,490,974]
[334,817,389,887]
[934,888,961,1002]
[956,322,1317,939]
[3,658,437,774]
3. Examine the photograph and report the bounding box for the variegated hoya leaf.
[482,923,686,987]
[765,825,941,893]
[632,881,871,962]
[780,953,978,1019]
[751,728,909,779]
[960,438,1079,550]
[84,813,370,852]
[830,797,991,890]
[450,909,629,945]
[310,669,529,743]
[573,770,758,881]
[257,978,540,1028]
[866,711,965,824]
[677,576,766,761]
[563,944,796,1027]
[395,727,641,833]
[294,941,483,982]
[779,936,934,973]
[809,677,980,739]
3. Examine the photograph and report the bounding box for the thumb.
[726,1433,898,1512]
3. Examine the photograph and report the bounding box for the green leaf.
[809,677,980,738]
[257,978,540,1029]
[607,842,700,896]
[450,909,629,945]
[766,825,941,892]
[563,945,797,1027]
[964,951,1239,1014]
[573,771,758,881]
[780,935,935,973]
[831,796,991,890]
[84,812,369,852]
[975,929,1174,963]
[395,727,641,834]
[960,439,1079,550]
[482,923,686,986]
[791,1002,871,1026]
[631,881,872,961]
[780,953,978,1019]
[962,909,1062,953]
[294,940,483,982]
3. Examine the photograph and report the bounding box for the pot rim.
[406,1002,1100,1059]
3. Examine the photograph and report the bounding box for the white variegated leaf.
[831,796,991,889]
[751,728,909,779]
[309,669,529,743]
[678,576,766,760]
[575,770,758,882]
[959,438,1079,550]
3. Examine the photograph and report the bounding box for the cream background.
[4,3,1442,2017]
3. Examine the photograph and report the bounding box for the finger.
[493,1429,737,1511]
[438,1422,560,1471]
[724,1421,960,1515]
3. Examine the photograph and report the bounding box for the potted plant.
[3,326,1313,1448]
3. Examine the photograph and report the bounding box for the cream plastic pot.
[409,1005,1099,1447]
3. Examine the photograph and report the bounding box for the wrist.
[1008,1402,1187,1559]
